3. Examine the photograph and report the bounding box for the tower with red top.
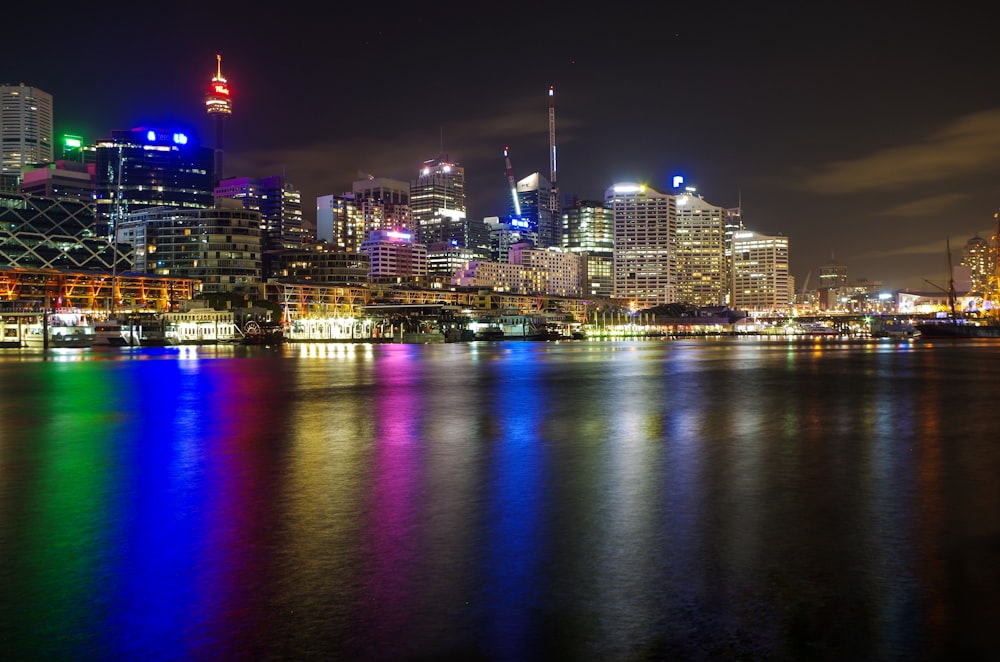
[205,54,232,186]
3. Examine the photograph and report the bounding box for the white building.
[360,229,427,281]
[1,84,53,185]
[731,230,791,312]
[674,187,728,307]
[607,183,677,308]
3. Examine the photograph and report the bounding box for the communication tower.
[205,54,232,185]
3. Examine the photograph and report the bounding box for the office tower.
[95,127,215,238]
[817,259,848,310]
[352,175,413,234]
[1,84,53,191]
[274,248,370,286]
[316,193,366,251]
[116,199,261,295]
[205,54,232,186]
[485,216,536,263]
[513,172,558,248]
[607,183,677,308]
[411,155,466,246]
[961,234,991,295]
[731,230,791,312]
[507,243,582,297]
[0,192,127,272]
[216,175,303,250]
[674,187,728,307]
[562,197,614,298]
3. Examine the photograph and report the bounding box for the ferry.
[22,310,96,348]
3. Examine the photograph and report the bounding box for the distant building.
[513,172,557,248]
[19,160,95,202]
[607,183,677,308]
[961,234,991,295]
[360,228,427,283]
[316,193,365,252]
[411,155,466,246]
[1,84,53,191]
[274,247,370,286]
[95,128,215,239]
[508,243,582,297]
[204,54,232,186]
[673,187,728,307]
[117,199,261,296]
[731,230,791,312]
[561,198,614,298]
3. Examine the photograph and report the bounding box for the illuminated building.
[116,199,261,296]
[673,185,728,307]
[513,172,558,248]
[204,54,232,186]
[818,259,848,310]
[607,182,677,308]
[215,175,304,278]
[1,84,53,191]
[508,243,582,297]
[95,128,214,239]
[562,198,614,298]
[0,192,127,272]
[731,230,791,312]
[19,160,95,203]
[360,228,427,283]
[410,155,466,246]
[316,193,365,251]
[274,247,370,286]
[961,234,990,295]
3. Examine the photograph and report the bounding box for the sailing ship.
[915,225,1000,338]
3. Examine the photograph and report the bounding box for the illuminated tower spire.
[205,53,232,185]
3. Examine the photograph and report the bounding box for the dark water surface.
[0,338,998,660]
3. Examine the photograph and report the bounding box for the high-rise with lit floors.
[731,230,791,312]
[411,155,466,246]
[961,234,991,296]
[607,183,677,308]
[513,172,557,248]
[95,128,215,239]
[562,197,614,298]
[1,84,53,191]
[674,186,728,307]
[204,54,232,186]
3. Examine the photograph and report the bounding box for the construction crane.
[548,86,558,221]
[503,146,522,220]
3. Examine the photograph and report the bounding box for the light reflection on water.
[0,339,998,660]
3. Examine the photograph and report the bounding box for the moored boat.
[22,310,96,348]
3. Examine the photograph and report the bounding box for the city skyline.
[7,1,1000,292]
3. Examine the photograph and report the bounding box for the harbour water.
[1,338,998,660]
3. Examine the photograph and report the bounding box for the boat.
[93,319,132,347]
[22,310,96,348]
[92,314,168,347]
[798,321,841,336]
[241,320,285,345]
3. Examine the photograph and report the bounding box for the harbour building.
[1,84,53,192]
[731,230,791,313]
[607,183,677,308]
[411,155,466,247]
[95,128,215,239]
[116,199,262,296]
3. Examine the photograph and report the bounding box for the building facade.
[117,199,261,295]
[674,188,728,307]
[731,230,791,312]
[360,229,428,283]
[562,198,615,298]
[410,156,466,246]
[607,183,677,308]
[19,160,95,202]
[1,84,54,190]
[95,128,215,239]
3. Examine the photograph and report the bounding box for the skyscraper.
[513,172,557,248]
[562,198,614,298]
[607,183,677,308]
[1,84,53,190]
[95,128,215,238]
[204,54,232,186]
[673,186,728,307]
[731,230,791,312]
[411,155,466,246]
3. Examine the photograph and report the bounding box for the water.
[0,338,998,660]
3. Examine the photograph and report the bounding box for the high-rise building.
[1,84,54,191]
[731,230,791,312]
[961,234,991,296]
[117,199,261,296]
[352,175,413,235]
[607,183,677,308]
[204,54,232,186]
[19,160,95,202]
[316,193,366,252]
[674,187,728,307]
[562,198,614,298]
[360,228,427,284]
[411,155,466,246]
[95,127,215,238]
[513,172,557,248]
[817,259,848,310]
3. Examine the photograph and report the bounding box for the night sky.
[8,2,999,291]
